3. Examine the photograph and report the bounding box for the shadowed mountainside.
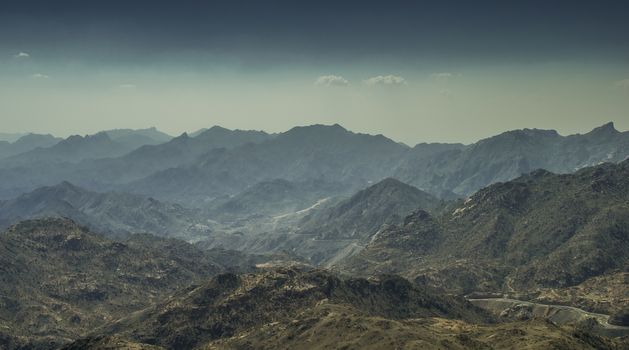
[337,160,629,299]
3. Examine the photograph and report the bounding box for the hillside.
[338,160,629,303]
[63,268,627,350]
[196,179,440,266]
[72,267,491,349]
[298,178,441,240]
[0,218,224,349]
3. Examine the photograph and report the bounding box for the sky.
[0,0,628,145]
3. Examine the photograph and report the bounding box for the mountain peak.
[588,122,618,136]
[90,131,113,141]
[60,132,112,146]
[495,128,560,140]
[54,180,84,192]
[361,178,435,201]
[371,177,408,188]
[208,125,230,132]
[287,124,349,134]
[12,133,59,146]
[195,126,231,139]
[174,132,189,140]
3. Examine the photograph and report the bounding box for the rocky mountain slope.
[196,178,440,266]
[0,218,225,349]
[297,178,441,241]
[70,267,491,349]
[63,268,627,350]
[337,160,629,302]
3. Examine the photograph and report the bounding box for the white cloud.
[615,79,629,89]
[314,75,349,86]
[118,84,137,89]
[363,75,407,86]
[31,73,50,79]
[431,72,461,82]
[14,52,30,59]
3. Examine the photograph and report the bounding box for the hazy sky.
[1,0,628,145]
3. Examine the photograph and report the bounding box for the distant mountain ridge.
[126,124,410,204]
[0,181,205,239]
[394,122,629,196]
[0,122,627,205]
[0,132,28,143]
[103,127,173,150]
[1,132,130,165]
[0,126,273,199]
[0,133,62,159]
[0,128,175,166]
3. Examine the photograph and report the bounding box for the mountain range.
[337,160,629,306]
[1,122,628,349]
[59,266,626,350]
[0,133,62,159]
[0,123,627,206]
[0,126,272,200]
[394,122,629,196]
[125,124,408,204]
[0,181,207,239]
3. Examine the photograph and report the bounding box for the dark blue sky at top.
[2,0,628,66]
